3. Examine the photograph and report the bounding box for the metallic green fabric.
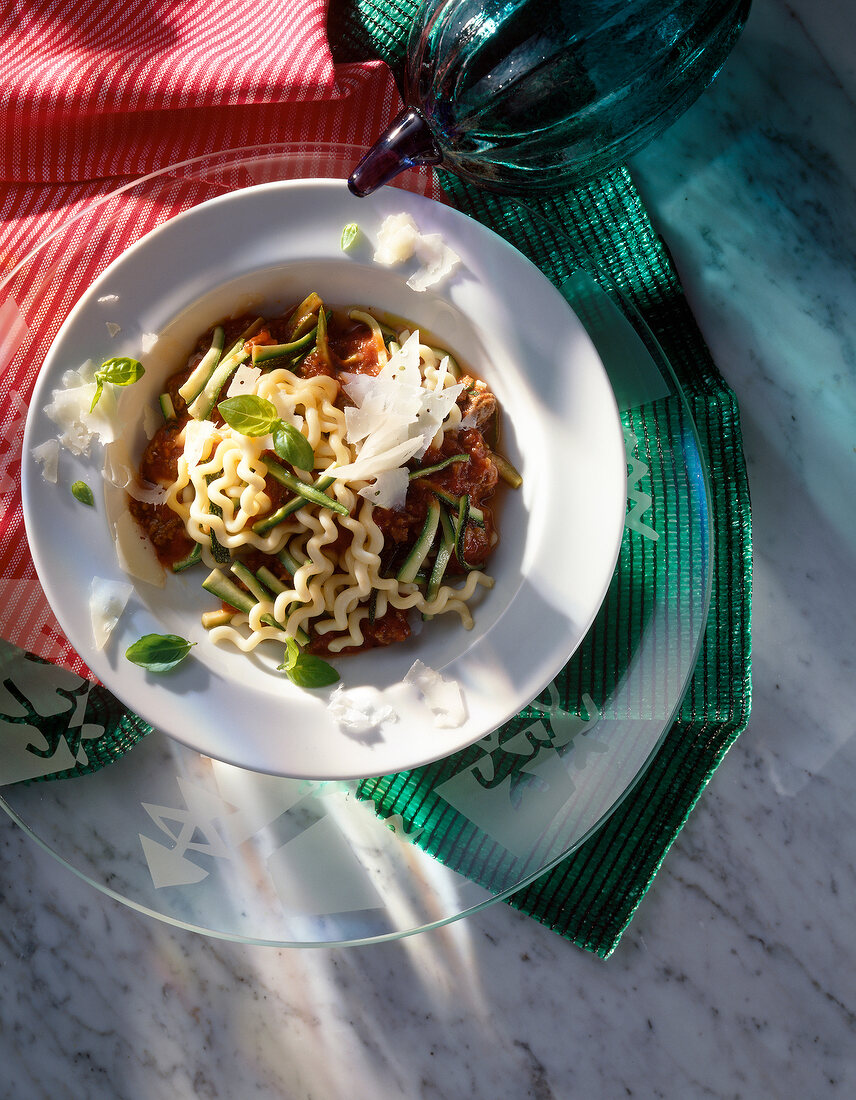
[333,0,752,956]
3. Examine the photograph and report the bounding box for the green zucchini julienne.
[453,493,479,571]
[204,478,231,564]
[264,458,348,515]
[492,451,523,489]
[202,568,255,613]
[171,542,202,572]
[177,325,225,405]
[252,474,336,534]
[313,306,334,373]
[230,561,270,604]
[187,348,247,420]
[159,392,176,420]
[276,547,304,576]
[285,293,323,340]
[397,498,441,583]
[408,453,468,481]
[429,486,484,525]
[251,327,318,366]
[426,505,456,605]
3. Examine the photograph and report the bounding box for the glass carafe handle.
[348,106,442,197]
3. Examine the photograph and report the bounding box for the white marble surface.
[2,0,855,1095]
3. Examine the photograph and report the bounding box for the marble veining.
[2,0,856,1096]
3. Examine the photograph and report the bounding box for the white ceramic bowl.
[22,180,626,779]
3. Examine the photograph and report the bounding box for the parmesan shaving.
[329,331,462,508]
[31,439,59,483]
[97,294,119,304]
[142,403,161,439]
[89,577,134,650]
[226,364,262,398]
[106,321,121,337]
[44,362,120,455]
[328,685,398,741]
[404,660,466,728]
[407,234,460,293]
[112,510,165,587]
[141,332,158,353]
[374,213,461,292]
[373,213,420,265]
[183,419,220,470]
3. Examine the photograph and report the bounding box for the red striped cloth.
[0,0,429,678]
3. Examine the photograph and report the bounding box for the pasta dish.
[129,293,518,666]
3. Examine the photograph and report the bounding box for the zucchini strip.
[178,325,225,405]
[492,451,523,489]
[429,487,484,525]
[251,327,317,366]
[159,392,176,421]
[397,499,441,583]
[453,494,479,571]
[171,542,202,573]
[408,454,468,480]
[285,293,323,340]
[264,459,348,515]
[426,505,456,604]
[252,475,337,534]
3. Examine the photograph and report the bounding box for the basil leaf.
[217,394,279,436]
[272,420,314,471]
[125,633,195,673]
[280,636,301,672]
[340,222,360,251]
[89,379,105,413]
[71,479,94,506]
[282,653,340,689]
[90,356,145,411]
[277,639,339,688]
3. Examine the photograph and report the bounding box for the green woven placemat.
[330,0,752,955]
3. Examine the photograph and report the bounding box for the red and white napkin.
[0,0,428,677]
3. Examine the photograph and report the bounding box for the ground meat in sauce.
[130,301,505,653]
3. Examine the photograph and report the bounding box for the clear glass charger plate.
[0,144,712,946]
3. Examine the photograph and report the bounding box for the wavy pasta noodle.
[129,294,517,669]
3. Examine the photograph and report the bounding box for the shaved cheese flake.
[140,332,158,353]
[142,403,161,439]
[183,418,220,469]
[125,479,167,505]
[105,321,121,337]
[373,212,420,265]
[226,364,262,398]
[358,467,409,509]
[407,233,460,293]
[31,439,59,483]
[374,213,461,292]
[333,330,462,497]
[328,685,398,741]
[404,660,466,728]
[97,294,119,304]
[112,510,165,587]
[44,361,120,455]
[89,576,134,650]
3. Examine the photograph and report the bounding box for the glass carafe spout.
[348,106,442,197]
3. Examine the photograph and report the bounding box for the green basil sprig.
[90,356,145,412]
[125,633,195,673]
[71,479,94,506]
[218,394,314,470]
[278,636,339,689]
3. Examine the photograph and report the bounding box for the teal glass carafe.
[349,0,750,196]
